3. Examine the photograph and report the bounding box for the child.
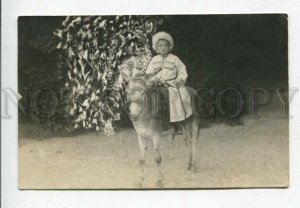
[146,31,193,134]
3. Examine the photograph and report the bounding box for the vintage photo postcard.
[18,14,288,189]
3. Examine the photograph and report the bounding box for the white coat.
[146,53,192,122]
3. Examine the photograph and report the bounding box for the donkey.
[123,75,201,187]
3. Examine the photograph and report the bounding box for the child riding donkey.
[146,31,193,135]
[121,31,200,187]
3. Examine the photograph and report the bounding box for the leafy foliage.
[54,15,165,135]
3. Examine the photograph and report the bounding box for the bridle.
[124,77,148,121]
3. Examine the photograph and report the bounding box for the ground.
[19,103,288,189]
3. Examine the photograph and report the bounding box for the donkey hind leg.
[137,135,147,188]
[184,117,199,173]
[190,117,200,173]
[171,127,176,141]
[153,134,163,188]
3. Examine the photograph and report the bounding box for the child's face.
[156,39,170,55]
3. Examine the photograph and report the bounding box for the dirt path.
[19,110,288,189]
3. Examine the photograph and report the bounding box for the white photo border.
[2,0,300,207]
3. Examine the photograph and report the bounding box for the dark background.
[160,14,288,89]
[19,14,288,89]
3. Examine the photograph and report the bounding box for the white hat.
[152,31,174,52]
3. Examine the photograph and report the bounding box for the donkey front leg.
[184,122,194,171]
[137,135,147,187]
[153,134,163,188]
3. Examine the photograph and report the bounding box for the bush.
[54,16,165,135]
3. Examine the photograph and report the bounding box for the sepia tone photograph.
[18,14,288,189]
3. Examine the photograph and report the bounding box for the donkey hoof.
[156,179,164,188]
[187,164,197,173]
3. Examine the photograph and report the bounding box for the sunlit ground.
[19,101,288,189]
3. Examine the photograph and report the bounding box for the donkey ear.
[121,69,130,82]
